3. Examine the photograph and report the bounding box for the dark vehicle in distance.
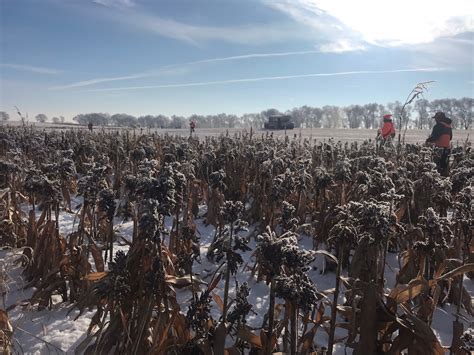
[263,115,295,130]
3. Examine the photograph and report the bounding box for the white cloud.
[401,33,474,68]
[81,67,448,92]
[125,14,305,45]
[319,40,365,53]
[1,63,63,75]
[267,0,473,46]
[92,4,309,46]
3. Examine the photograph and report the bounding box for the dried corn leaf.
[388,278,428,304]
[395,204,406,222]
[436,263,474,281]
[84,271,108,281]
[212,292,224,313]
[237,326,262,348]
[300,325,317,352]
[0,309,12,354]
[89,243,104,272]
[399,304,444,354]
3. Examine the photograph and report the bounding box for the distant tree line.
[1,97,472,129]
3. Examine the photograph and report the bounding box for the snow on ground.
[1,249,96,354]
[1,121,472,145]
[1,202,473,354]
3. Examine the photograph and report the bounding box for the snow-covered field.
[0,125,472,354]
[1,121,472,145]
[2,199,473,354]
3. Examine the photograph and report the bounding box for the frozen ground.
[1,121,472,145]
[1,199,473,354]
[155,127,473,146]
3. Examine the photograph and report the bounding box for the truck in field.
[263,115,295,130]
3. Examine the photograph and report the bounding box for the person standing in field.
[426,111,452,176]
[88,122,93,132]
[377,113,396,149]
[189,120,196,135]
[380,114,396,140]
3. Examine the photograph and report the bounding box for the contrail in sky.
[50,50,324,90]
[80,67,448,92]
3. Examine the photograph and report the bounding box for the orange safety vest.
[434,122,452,148]
[381,120,395,139]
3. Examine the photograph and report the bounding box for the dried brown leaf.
[388,278,428,304]
[213,292,224,313]
[89,243,104,272]
[237,326,262,348]
[83,271,108,281]
[436,263,474,281]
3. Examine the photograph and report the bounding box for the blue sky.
[1,0,473,120]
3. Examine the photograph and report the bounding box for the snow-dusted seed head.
[460,328,474,352]
[209,169,226,190]
[275,272,323,312]
[220,200,244,224]
[227,281,252,326]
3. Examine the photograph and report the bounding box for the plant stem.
[290,303,297,355]
[328,244,344,355]
[266,276,276,355]
[222,221,233,321]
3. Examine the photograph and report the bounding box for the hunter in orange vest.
[426,111,452,148]
[380,114,396,139]
[426,111,452,176]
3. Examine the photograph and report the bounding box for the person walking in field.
[189,120,196,135]
[377,113,396,149]
[426,111,452,176]
[380,114,396,140]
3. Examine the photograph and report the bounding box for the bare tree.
[290,107,306,128]
[452,97,473,130]
[430,98,457,128]
[35,113,48,123]
[138,115,154,128]
[241,113,263,128]
[362,103,384,129]
[261,108,281,119]
[0,111,9,121]
[414,99,430,129]
[291,106,323,128]
[388,101,410,136]
[224,114,239,128]
[111,113,137,127]
[308,107,324,128]
[322,105,342,128]
[171,115,186,129]
[344,105,364,128]
[73,113,110,126]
